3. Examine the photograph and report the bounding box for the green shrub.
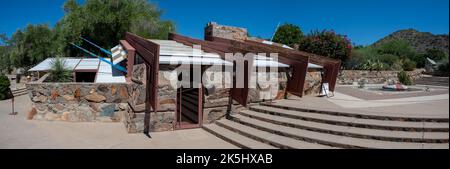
[435,61,449,77]
[0,74,11,100]
[47,57,73,82]
[377,39,416,59]
[398,71,412,85]
[425,48,447,61]
[298,30,352,62]
[359,59,387,71]
[402,59,416,71]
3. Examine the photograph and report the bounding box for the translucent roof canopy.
[149,39,322,69]
[28,58,81,72]
[28,57,126,83]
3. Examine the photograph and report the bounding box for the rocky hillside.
[372,29,449,54]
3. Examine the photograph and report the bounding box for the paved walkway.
[281,86,449,119]
[0,95,237,149]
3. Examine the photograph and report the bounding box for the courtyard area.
[0,94,236,149]
[0,83,448,149]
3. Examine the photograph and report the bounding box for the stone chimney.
[204,22,248,41]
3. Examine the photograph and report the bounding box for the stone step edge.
[249,106,449,132]
[231,114,448,149]
[216,119,336,149]
[239,111,448,143]
[260,103,449,122]
[12,91,29,97]
[202,124,276,149]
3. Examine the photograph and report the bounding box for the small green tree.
[424,48,448,61]
[398,71,412,85]
[377,39,416,59]
[272,23,303,47]
[47,57,73,82]
[298,30,352,62]
[436,61,449,77]
[0,74,11,100]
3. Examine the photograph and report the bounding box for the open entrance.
[75,71,97,82]
[176,86,202,129]
[175,71,203,130]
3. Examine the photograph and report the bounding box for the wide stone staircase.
[415,76,449,86]
[203,102,449,149]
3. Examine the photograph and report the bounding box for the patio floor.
[0,95,237,149]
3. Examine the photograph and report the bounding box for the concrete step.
[12,88,28,97]
[231,114,449,149]
[202,124,276,149]
[250,105,449,132]
[216,119,337,149]
[240,110,448,143]
[260,102,449,122]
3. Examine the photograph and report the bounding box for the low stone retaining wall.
[338,69,424,85]
[26,82,130,122]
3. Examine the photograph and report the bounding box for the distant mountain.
[372,29,449,54]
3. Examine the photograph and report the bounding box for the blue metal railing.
[70,43,128,73]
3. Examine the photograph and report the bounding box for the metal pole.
[10,97,17,116]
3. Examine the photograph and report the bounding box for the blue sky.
[0,0,448,45]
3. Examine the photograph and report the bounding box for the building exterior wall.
[26,82,130,123]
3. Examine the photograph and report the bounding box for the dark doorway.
[175,84,203,129]
[75,72,96,82]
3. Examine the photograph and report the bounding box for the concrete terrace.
[0,95,237,149]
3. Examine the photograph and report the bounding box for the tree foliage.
[424,48,448,61]
[58,0,174,57]
[8,24,56,69]
[298,30,352,62]
[2,0,174,71]
[272,23,303,47]
[347,39,423,71]
[0,74,11,100]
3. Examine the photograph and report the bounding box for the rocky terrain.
[373,29,449,54]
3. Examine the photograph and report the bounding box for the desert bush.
[0,74,11,100]
[359,59,387,71]
[398,71,412,85]
[435,61,449,77]
[402,59,416,71]
[47,57,73,82]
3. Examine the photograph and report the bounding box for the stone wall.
[304,70,322,96]
[125,63,324,132]
[338,69,425,85]
[205,22,248,41]
[26,82,129,122]
[126,64,177,133]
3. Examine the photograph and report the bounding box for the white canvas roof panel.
[28,58,81,72]
[150,39,324,68]
[74,58,100,70]
[150,39,232,66]
[95,61,126,83]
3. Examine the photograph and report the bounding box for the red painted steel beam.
[120,40,136,82]
[206,36,310,97]
[125,32,160,112]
